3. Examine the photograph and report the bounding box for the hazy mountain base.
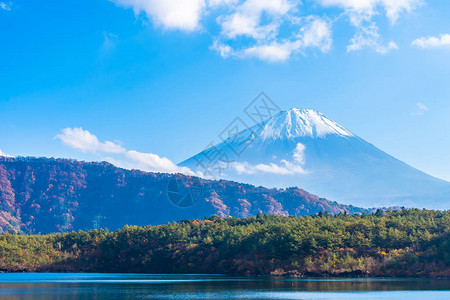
[0,157,380,234]
[1,210,449,278]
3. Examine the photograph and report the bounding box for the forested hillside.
[0,157,372,234]
[0,210,448,277]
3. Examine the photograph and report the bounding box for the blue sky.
[1,0,450,181]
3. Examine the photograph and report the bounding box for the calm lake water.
[0,273,449,299]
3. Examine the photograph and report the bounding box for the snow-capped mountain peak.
[255,108,353,140]
[181,106,450,209]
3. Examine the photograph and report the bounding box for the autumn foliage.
[0,157,374,234]
[0,209,449,277]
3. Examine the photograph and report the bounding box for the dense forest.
[0,209,449,277]
[0,157,378,234]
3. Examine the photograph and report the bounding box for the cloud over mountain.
[55,127,193,175]
[0,149,12,157]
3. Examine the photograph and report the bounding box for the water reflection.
[0,273,448,300]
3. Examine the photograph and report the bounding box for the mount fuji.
[180,108,450,209]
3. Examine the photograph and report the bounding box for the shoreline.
[0,270,449,280]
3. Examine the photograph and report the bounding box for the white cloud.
[412,102,429,116]
[231,161,305,175]
[339,9,399,54]
[123,150,193,174]
[55,128,126,154]
[210,40,233,58]
[218,0,296,40]
[214,16,332,62]
[383,0,422,23]
[300,16,333,52]
[412,34,450,49]
[109,0,423,60]
[55,127,193,174]
[241,42,298,62]
[318,0,421,53]
[417,102,429,111]
[0,149,12,157]
[208,0,239,7]
[231,160,307,175]
[293,142,305,164]
[347,20,398,54]
[101,32,118,51]
[231,142,307,175]
[110,0,207,31]
[317,0,422,23]
[0,2,11,11]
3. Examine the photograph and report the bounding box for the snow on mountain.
[180,108,450,210]
[256,108,353,140]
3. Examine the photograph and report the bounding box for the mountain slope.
[0,157,372,234]
[181,108,450,209]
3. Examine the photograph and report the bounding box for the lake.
[0,273,449,299]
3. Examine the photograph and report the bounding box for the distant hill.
[0,157,373,234]
[181,108,450,209]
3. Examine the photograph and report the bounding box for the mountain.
[0,156,372,234]
[181,108,450,209]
